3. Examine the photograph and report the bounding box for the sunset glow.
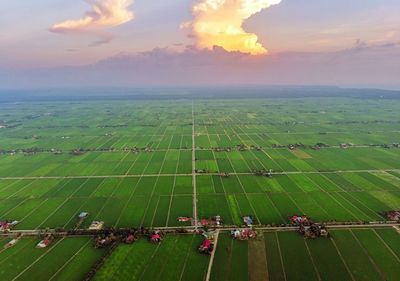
[50,0,134,33]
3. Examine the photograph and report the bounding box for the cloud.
[2,42,400,89]
[343,39,400,53]
[352,39,368,50]
[184,0,282,55]
[88,33,115,46]
[50,0,134,44]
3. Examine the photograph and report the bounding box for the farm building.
[299,224,330,239]
[231,229,257,240]
[385,211,400,221]
[36,234,54,248]
[290,215,311,225]
[0,220,19,232]
[88,221,104,230]
[200,215,223,227]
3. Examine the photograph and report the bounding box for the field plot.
[0,176,193,229]
[0,150,192,177]
[210,228,400,281]
[195,148,400,173]
[0,237,104,281]
[197,172,400,225]
[93,234,209,281]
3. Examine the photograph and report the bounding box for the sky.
[1,0,400,89]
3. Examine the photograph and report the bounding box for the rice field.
[0,96,399,280]
[0,176,193,230]
[1,169,399,230]
[93,234,209,281]
[197,172,400,225]
[1,98,400,229]
[0,237,105,281]
[210,228,400,281]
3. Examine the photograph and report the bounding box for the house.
[88,221,104,230]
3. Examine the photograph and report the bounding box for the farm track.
[192,101,198,230]
[205,230,219,281]
[1,168,399,180]
[3,222,399,238]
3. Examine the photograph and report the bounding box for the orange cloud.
[185,0,282,55]
[50,0,133,43]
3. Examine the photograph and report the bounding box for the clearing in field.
[290,149,313,159]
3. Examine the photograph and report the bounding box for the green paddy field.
[93,234,209,281]
[0,237,105,281]
[0,95,399,280]
[210,228,400,281]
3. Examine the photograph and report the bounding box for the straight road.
[3,223,399,237]
[1,169,399,180]
[192,101,198,230]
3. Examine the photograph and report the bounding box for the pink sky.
[0,0,399,88]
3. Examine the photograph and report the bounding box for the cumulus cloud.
[50,0,134,44]
[184,0,282,55]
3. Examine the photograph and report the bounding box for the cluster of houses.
[253,169,273,177]
[299,224,330,239]
[200,216,223,227]
[231,228,257,240]
[212,144,262,152]
[385,211,400,221]
[95,232,118,248]
[0,220,19,232]
[290,215,329,239]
